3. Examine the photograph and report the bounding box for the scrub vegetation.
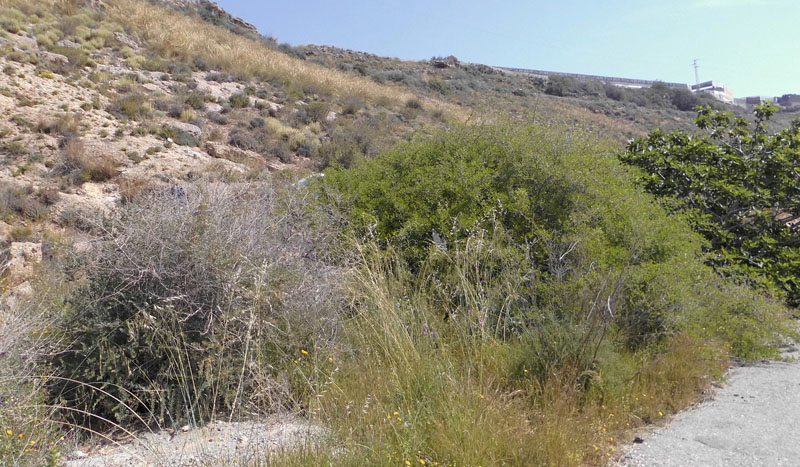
[0,0,797,466]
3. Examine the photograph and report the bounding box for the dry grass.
[0,291,64,466]
[60,139,119,183]
[272,246,730,466]
[117,175,156,204]
[100,0,464,118]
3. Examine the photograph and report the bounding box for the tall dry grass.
[102,0,463,116]
[269,242,730,466]
[0,286,64,465]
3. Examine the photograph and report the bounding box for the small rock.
[55,39,80,49]
[8,33,37,49]
[184,149,206,160]
[37,51,69,65]
[204,102,223,113]
[113,31,139,49]
[73,450,88,459]
[180,424,191,432]
[142,83,161,92]
[252,98,283,112]
[0,221,9,242]
[325,111,337,122]
[1,281,34,311]
[204,141,262,167]
[6,242,43,282]
[633,436,644,444]
[164,121,202,138]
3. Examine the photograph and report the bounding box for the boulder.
[1,281,34,311]
[204,141,263,168]
[113,32,140,49]
[55,39,80,49]
[8,33,37,49]
[0,221,9,242]
[164,121,202,138]
[37,51,69,65]
[252,98,282,112]
[204,102,223,113]
[5,242,43,285]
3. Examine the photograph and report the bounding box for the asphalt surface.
[620,347,800,467]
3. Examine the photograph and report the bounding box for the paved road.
[620,348,800,467]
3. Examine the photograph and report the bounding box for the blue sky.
[215,0,798,97]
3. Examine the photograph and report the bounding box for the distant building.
[735,95,779,110]
[691,81,735,105]
[778,94,800,109]
[496,67,689,90]
[496,66,747,106]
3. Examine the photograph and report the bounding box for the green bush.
[228,92,249,108]
[322,123,577,266]
[544,75,579,97]
[304,101,329,123]
[322,121,793,354]
[109,93,153,120]
[622,104,800,305]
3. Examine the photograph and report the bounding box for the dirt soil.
[63,414,325,466]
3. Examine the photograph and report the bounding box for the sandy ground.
[619,345,800,467]
[63,415,325,466]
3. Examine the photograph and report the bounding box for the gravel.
[63,415,325,466]
[620,345,800,467]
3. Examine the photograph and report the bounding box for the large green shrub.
[622,104,800,304]
[322,123,577,266]
[322,122,792,355]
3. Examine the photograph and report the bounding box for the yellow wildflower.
[5,430,11,436]
[301,349,308,355]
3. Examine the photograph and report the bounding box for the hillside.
[0,1,796,466]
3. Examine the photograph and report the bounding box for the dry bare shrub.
[108,93,153,121]
[57,139,119,184]
[0,185,47,221]
[49,181,348,429]
[117,176,156,204]
[35,113,81,138]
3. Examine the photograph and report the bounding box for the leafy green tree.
[621,103,800,303]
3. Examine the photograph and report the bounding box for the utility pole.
[692,59,700,85]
